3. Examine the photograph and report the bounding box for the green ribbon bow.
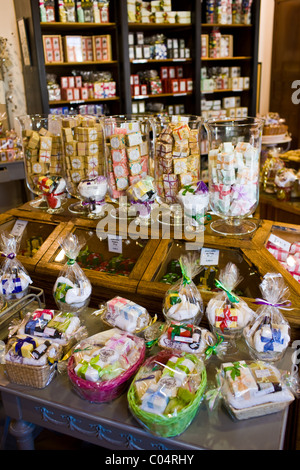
[214,279,240,304]
[164,355,194,378]
[223,361,244,381]
[182,184,195,196]
[179,258,191,286]
[205,333,224,359]
[67,258,76,266]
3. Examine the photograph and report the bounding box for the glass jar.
[60,114,107,218]
[152,115,204,228]
[16,114,67,213]
[102,115,154,221]
[205,117,264,236]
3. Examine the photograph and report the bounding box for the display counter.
[0,210,70,275]
[259,193,300,225]
[0,305,295,451]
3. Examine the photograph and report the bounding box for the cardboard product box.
[43,35,63,63]
[220,35,233,58]
[82,36,94,61]
[61,88,74,101]
[93,35,112,62]
[201,35,209,58]
[63,36,83,62]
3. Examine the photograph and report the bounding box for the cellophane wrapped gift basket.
[244,273,291,362]
[128,350,207,437]
[206,360,296,421]
[53,233,92,313]
[0,232,33,301]
[98,296,156,334]
[163,254,204,325]
[67,329,145,403]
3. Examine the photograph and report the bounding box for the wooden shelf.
[132,92,193,100]
[40,22,116,29]
[201,56,252,61]
[45,60,118,66]
[201,88,249,94]
[49,97,120,105]
[128,22,192,29]
[201,23,252,27]
[131,58,192,64]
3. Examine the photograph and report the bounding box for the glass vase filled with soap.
[205,117,264,236]
[16,114,67,213]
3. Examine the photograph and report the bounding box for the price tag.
[268,234,291,253]
[108,234,123,254]
[200,248,220,266]
[10,219,28,238]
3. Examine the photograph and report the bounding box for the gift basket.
[163,254,204,325]
[244,273,291,362]
[128,350,207,437]
[67,329,146,403]
[9,307,87,357]
[206,360,295,420]
[157,321,220,359]
[53,233,92,313]
[0,233,33,301]
[98,296,156,334]
[4,334,62,388]
[206,262,255,355]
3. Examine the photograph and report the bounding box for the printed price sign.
[108,234,123,254]
[200,248,220,266]
[10,219,28,238]
[268,233,291,253]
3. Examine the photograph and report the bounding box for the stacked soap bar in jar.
[22,121,63,192]
[209,141,259,218]
[105,121,149,199]
[155,121,200,203]
[61,115,105,194]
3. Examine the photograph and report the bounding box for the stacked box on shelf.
[127,0,191,24]
[43,35,64,64]
[0,133,22,162]
[61,115,105,187]
[206,0,253,25]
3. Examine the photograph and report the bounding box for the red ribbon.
[212,184,231,200]
[215,305,237,333]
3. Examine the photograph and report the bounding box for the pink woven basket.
[67,334,146,403]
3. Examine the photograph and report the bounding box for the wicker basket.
[225,397,295,420]
[4,340,62,389]
[67,334,146,403]
[128,350,207,438]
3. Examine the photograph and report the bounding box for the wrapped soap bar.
[163,254,204,324]
[206,262,255,336]
[5,334,61,368]
[0,232,33,301]
[53,233,92,313]
[102,296,153,333]
[78,176,108,218]
[244,273,291,362]
[128,350,207,437]
[127,176,159,221]
[177,180,209,228]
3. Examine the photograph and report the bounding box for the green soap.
[177,387,196,404]
[164,397,185,415]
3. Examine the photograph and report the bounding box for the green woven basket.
[128,350,207,438]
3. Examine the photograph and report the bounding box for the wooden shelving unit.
[13,0,261,116]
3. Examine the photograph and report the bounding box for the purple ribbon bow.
[1,253,15,259]
[131,200,154,215]
[253,298,292,310]
[195,181,208,195]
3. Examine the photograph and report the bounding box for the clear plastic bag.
[163,254,204,324]
[97,296,155,334]
[0,232,32,301]
[67,329,146,402]
[53,234,92,313]
[157,320,220,359]
[9,308,87,348]
[244,273,291,362]
[205,360,296,420]
[127,176,160,221]
[128,350,207,437]
[206,262,255,337]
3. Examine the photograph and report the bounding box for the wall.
[0,0,27,128]
[258,0,275,115]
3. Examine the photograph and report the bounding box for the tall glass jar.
[152,115,205,228]
[102,115,154,221]
[60,114,107,218]
[16,114,67,213]
[205,117,264,236]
